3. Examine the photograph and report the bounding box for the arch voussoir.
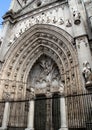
[0,24,80,100]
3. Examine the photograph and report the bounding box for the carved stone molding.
[0,25,81,99]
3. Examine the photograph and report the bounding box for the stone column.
[0,102,10,130]
[25,100,34,130]
[60,96,68,130]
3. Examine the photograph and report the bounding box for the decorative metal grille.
[0,102,5,127]
[0,93,91,130]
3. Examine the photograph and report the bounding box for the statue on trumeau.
[82,61,92,87]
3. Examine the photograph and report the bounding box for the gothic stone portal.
[27,55,63,130]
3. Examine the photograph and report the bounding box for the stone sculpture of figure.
[30,87,35,99]
[59,82,64,94]
[66,19,72,27]
[82,61,92,86]
[59,18,64,25]
[73,10,81,25]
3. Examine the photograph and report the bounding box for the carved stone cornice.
[3,10,17,24]
[5,0,68,24]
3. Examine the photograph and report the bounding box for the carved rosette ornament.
[82,61,92,90]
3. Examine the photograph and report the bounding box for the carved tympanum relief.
[27,55,64,94]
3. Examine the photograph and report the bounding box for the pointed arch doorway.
[0,24,80,130]
[27,55,63,130]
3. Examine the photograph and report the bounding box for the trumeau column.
[76,36,92,89]
[0,102,10,130]
[60,95,68,130]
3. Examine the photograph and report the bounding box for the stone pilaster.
[9,0,15,10]
[68,0,86,37]
[83,0,92,29]
[9,0,23,12]
[0,102,10,130]
[0,21,10,61]
[76,36,92,90]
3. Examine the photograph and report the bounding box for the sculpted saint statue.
[82,61,92,86]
